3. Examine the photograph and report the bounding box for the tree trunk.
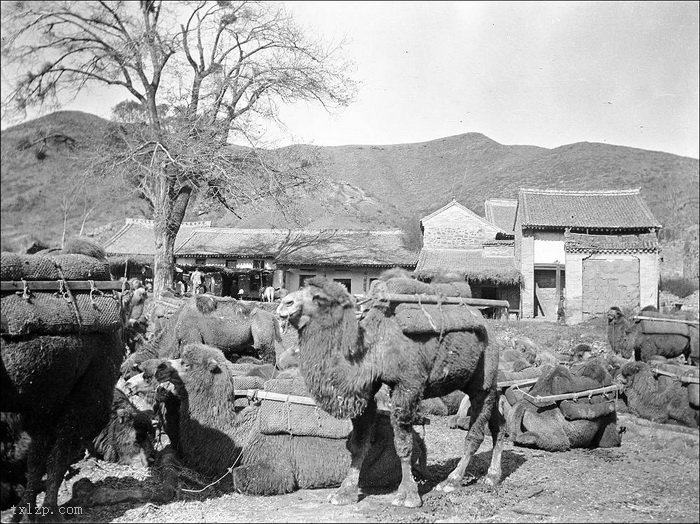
[152,186,193,298]
[153,219,175,298]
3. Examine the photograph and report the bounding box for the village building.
[103,218,212,281]
[413,199,522,316]
[514,188,662,323]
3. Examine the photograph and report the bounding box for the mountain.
[1,111,698,273]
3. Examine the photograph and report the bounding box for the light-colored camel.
[276,276,504,508]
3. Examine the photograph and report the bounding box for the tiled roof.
[103,219,211,256]
[484,199,517,233]
[565,231,659,253]
[414,248,522,285]
[517,188,661,229]
[176,228,419,268]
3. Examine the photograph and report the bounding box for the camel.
[154,343,427,495]
[1,238,124,522]
[607,307,696,363]
[506,360,622,452]
[276,276,504,508]
[121,294,284,379]
[618,361,698,427]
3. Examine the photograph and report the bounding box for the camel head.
[607,307,624,324]
[277,277,355,330]
[617,360,648,389]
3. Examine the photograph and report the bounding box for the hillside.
[1,111,698,273]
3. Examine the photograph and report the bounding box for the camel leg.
[389,392,422,508]
[13,429,52,523]
[436,387,496,493]
[329,403,377,505]
[40,421,81,521]
[484,399,505,486]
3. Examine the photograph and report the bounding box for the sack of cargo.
[639,319,689,337]
[393,303,484,336]
[370,277,472,298]
[1,291,121,335]
[559,397,616,421]
[256,377,352,439]
[0,252,110,281]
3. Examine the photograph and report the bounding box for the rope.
[54,263,83,329]
[88,279,104,308]
[15,279,31,301]
[180,452,243,494]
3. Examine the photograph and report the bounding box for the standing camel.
[276,277,504,508]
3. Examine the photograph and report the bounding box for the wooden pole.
[633,315,699,326]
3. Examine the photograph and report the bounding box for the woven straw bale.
[639,319,690,337]
[1,292,121,335]
[428,282,472,298]
[393,303,484,335]
[257,377,352,438]
[1,252,110,281]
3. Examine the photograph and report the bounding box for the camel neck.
[297,308,373,419]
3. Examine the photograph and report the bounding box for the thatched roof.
[517,188,661,230]
[414,247,522,285]
[564,231,659,253]
[103,219,212,256]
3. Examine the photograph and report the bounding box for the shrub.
[659,276,699,299]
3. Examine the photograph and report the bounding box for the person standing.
[191,268,204,294]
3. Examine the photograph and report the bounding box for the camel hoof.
[435,479,459,493]
[482,474,500,488]
[328,490,356,506]
[391,490,422,508]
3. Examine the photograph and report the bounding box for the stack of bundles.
[369,277,472,299]
[650,360,699,409]
[393,303,484,336]
[256,377,352,438]
[1,252,120,337]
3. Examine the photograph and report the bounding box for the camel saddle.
[392,303,484,336]
[638,319,690,337]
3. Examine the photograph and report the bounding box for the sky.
[2,1,698,158]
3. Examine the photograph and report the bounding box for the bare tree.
[2,1,355,295]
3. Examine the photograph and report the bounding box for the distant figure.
[238,288,245,300]
[557,295,566,323]
[191,268,204,294]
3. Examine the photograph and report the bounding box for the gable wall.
[423,206,501,248]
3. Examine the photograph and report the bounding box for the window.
[225,259,237,269]
[334,279,352,293]
[299,274,316,287]
[195,258,206,265]
[253,259,265,269]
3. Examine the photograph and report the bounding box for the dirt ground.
[4,318,699,523]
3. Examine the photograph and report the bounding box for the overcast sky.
[3,1,698,158]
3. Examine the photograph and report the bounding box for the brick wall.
[423,206,501,249]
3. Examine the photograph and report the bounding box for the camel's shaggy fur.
[1,239,124,521]
[88,389,156,468]
[154,343,427,496]
[507,360,622,452]
[277,277,504,508]
[1,412,31,510]
[607,307,693,363]
[619,361,698,427]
